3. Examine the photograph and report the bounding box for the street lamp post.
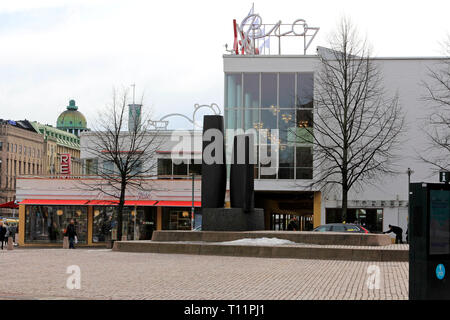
[406,167,414,244]
[134,204,137,240]
[191,173,195,230]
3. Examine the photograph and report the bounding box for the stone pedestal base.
[63,236,69,249]
[202,208,264,231]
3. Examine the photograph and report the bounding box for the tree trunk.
[342,184,348,223]
[116,181,126,241]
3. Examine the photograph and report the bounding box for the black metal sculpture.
[201,115,226,208]
[201,115,264,231]
[230,134,255,212]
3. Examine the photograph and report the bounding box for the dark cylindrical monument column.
[230,134,255,212]
[201,115,226,208]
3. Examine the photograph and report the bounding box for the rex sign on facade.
[60,153,71,175]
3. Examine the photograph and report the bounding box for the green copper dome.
[56,99,88,136]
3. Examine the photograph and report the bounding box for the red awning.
[155,201,201,207]
[19,199,88,205]
[0,201,19,209]
[18,199,197,207]
[85,200,158,206]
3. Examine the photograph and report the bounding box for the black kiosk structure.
[409,181,450,299]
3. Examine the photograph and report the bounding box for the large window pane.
[25,205,87,243]
[279,73,295,108]
[93,206,136,241]
[297,73,314,108]
[162,207,192,230]
[278,168,294,179]
[157,159,172,175]
[296,168,313,179]
[189,159,202,175]
[279,145,294,168]
[226,74,242,108]
[296,146,313,180]
[245,109,260,131]
[93,206,116,242]
[103,160,115,175]
[296,147,313,167]
[259,145,277,179]
[225,109,236,130]
[261,73,277,108]
[292,110,314,144]
[173,162,187,175]
[243,73,259,108]
[261,109,278,132]
[279,109,296,144]
[297,110,313,128]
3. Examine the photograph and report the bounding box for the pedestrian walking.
[0,221,6,250]
[65,219,77,249]
[4,222,10,247]
[383,224,403,244]
[287,216,299,231]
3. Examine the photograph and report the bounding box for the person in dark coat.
[287,216,299,231]
[65,219,77,249]
[0,221,6,250]
[383,224,403,244]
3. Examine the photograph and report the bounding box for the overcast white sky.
[0,0,449,129]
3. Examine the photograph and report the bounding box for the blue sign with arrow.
[436,264,446,280]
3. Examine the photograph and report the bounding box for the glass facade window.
[25,205,87,243]
[189,159,202,175]
[278,146,294,179]
[92,206,116,242]
[226,74,242,108]
[92,206,156,241]
[173,162,187,175]
[279,73,295,108]
[225,72,314,180]
[245,109,259,131]
[261,73,277,108]
[162,207,193,230]
[296,147,313,179]
[243,73,259,108]
[103,160,115,174]
[157,159,172,175]
[297,73,314,109]
[85,158,98,175]
[279,109,296,144]
[261,109,278,136]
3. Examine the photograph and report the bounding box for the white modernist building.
[223,47,447,239]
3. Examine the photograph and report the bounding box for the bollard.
[63,236,69,249]
[7,237,13,250]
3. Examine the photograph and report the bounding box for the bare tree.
[295,18,404,221]
[421,37,450,171]
[82,88,162,241]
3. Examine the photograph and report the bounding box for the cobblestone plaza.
[0,249,408,300]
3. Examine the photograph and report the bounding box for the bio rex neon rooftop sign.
[228,6,320,55]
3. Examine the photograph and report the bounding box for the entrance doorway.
[270,213,313,231]
[134,207,157,240]
[255,191,315,230]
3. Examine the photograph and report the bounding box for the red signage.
[60,154,71,175]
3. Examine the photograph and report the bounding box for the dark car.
[313,223,369,233]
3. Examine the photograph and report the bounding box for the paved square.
[0,248,408,300]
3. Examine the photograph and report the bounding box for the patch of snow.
[219,237,297,246]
